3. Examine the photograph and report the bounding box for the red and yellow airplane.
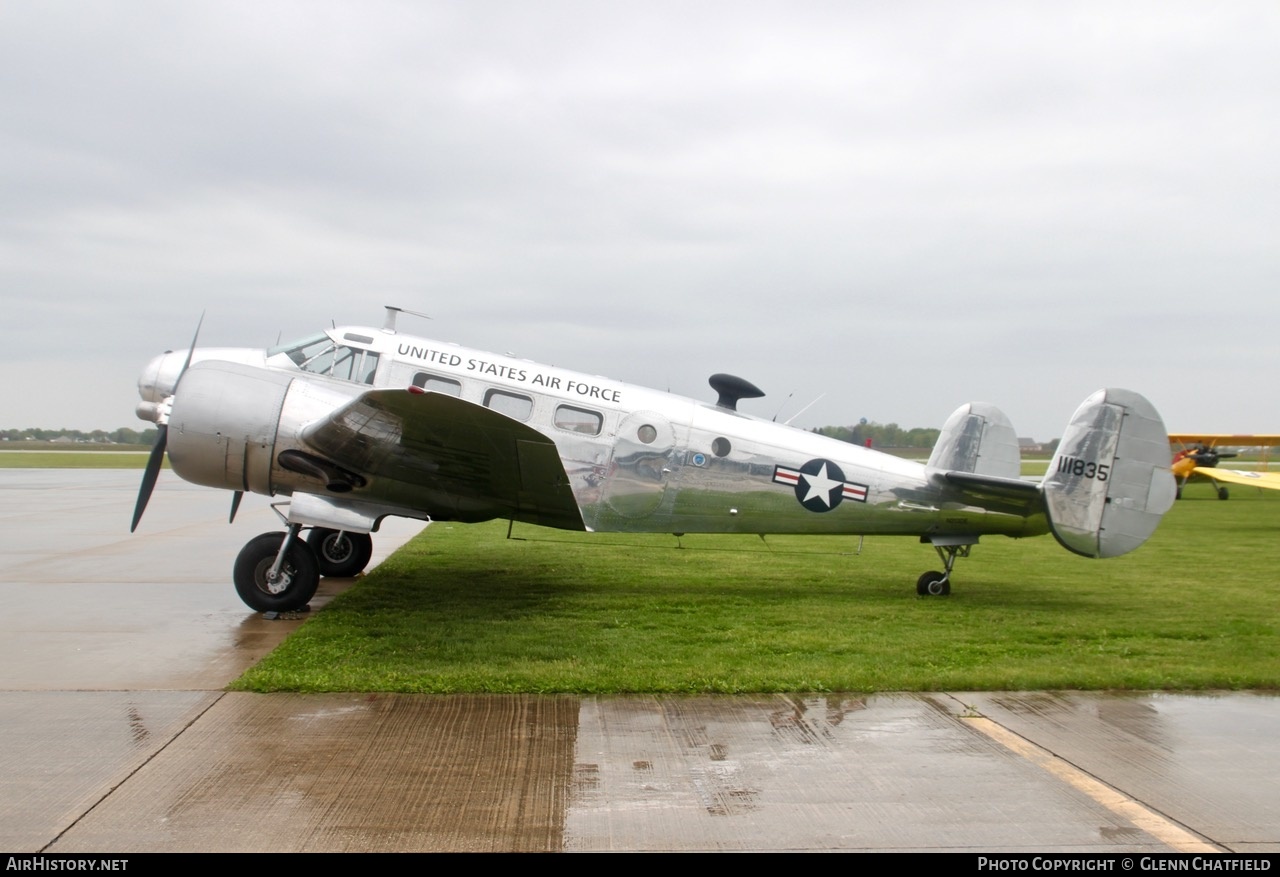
[1169,434,1280,499]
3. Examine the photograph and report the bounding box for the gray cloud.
[2,1,1277,440]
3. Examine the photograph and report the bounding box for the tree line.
[2,427,159,445]
[810,422,941,449]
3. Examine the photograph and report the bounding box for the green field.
[233,481,1280,694]
[0,445,153,469]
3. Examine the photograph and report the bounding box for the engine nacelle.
[167,362,294,495]
[168,360,373,498]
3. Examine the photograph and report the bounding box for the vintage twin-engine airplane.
[132,307,1176,612]
[1168,434,1280,499]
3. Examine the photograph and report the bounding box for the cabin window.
[554,405,602,436]
[412,373,462,397]
[712,437,731,457]
[637,424,657,444]
[484,389,533,421]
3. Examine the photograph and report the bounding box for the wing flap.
[301,389,586,530]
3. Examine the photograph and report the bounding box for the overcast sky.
[2,1,1276,441]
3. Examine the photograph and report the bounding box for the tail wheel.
[306,528,374,577]
[233,532,320,612]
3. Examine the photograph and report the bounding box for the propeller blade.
[130,424,168,532]
[229,490,243,524]
[131,314,202,532]
[176,312,205,388]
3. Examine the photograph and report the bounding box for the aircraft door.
[602,411,677,519]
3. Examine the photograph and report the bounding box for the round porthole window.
[637,424,657,444]
[712,437,731,457]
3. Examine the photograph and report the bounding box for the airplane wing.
[299,389,586,530]
[1187,466,1280,492]
[1168,434,1280,447]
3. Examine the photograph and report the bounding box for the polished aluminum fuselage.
[144,325,1048,540]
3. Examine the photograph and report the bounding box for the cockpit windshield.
[268,333,380,384]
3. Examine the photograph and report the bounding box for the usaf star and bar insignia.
[773,459,869,512]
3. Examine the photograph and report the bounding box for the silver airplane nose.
[136,350,186,421]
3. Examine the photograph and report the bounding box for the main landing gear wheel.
[233,532,320,612]
[1217,486,1230,501]
[919,538,971,596]
[306,528,373,577]
[916,571,951,596]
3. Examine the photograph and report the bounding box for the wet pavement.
[1,471,1277,852]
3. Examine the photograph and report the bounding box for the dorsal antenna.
[783,393,826,426]
[383,306,433,333]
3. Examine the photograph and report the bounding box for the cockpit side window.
[302,343,338,374]
[270,333,330,366]
[270,334,378,384]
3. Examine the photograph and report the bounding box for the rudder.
[927,401,1021,479]
[1042,388,1176,558]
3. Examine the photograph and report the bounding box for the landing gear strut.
[916,536,976,597]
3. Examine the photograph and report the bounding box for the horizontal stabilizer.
[938,469,1042,518]
[1042,388,1175,558]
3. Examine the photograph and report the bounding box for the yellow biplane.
[1169,434,1280,499]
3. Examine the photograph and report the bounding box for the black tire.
[306,528,374,577]
[916,571,950,597]
[1217,487,1229,501]
[233,532,320,612]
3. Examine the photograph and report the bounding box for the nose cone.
[136,350,186,421]
[136,346,273,423]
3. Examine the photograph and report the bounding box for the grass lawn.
[233,480,1280,694]
[0,447,153,468]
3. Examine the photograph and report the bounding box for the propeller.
[1188,445,1238,469]
[130,428,169,532]
[130,314,203,532]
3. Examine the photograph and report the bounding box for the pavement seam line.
[962,715,1223,853]
[40,691,228,852]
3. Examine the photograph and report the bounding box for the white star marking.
[801,463,841,507]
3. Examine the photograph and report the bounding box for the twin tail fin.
[1042,388,1176,558]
